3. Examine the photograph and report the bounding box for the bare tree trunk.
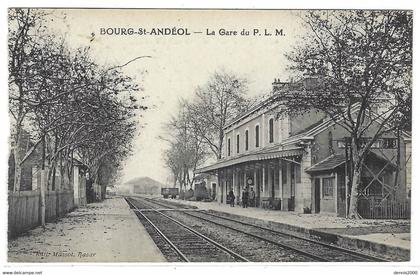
[187,170,191,189]
[392,128,401,200]
[13,139,22,192]
[348,139,364,219]
[40,134,46,227]
[218,130,224,160]
[40,169,46,227]
[348,165,362,218]
[94,176,100,202]
[50,133,59,191]
[62,157,70,190]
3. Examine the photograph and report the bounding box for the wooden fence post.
[40,170,46,227]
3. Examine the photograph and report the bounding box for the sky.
[45,9,305,185]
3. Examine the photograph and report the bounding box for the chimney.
[302,74,323,90]
[272,78,288,93]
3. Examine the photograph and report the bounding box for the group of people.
[228,186,256,208]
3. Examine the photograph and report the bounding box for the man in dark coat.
[242,188,249,208]
[228,189,235,207]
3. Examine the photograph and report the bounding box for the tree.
[280,10,412,218]
[162,100,208,190]
[187,70,249,160]
[8,8,148,199]
[8,8,50,191]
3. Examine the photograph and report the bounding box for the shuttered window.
[245,130,249,151]
[255,125,260,148]
[236,134,240,153]
[269,118,274,143]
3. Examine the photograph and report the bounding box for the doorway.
[314,178,321,213]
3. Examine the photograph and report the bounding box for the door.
[314,178,321,213]
[337,172,346,217]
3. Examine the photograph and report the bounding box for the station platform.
[158,197,411,260]
[8,197,166,262]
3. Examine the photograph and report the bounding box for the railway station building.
[195,79,411,217]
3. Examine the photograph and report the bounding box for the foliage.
[8,8,147,193]
[186,70,249,160]
[281,10,412,218]
[162,100,208,189]
[162,70,250,189]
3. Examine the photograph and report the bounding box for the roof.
[195,147,303,174]
[125,176,162,187]
[224,93,276,130]
[305,151,397,173]
[224,80,307,129]
[305,154,346,173]
[193,173,209,181]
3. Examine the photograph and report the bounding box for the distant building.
[196,79,411,217]
[126,177,163,195]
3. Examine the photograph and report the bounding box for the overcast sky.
[47,9,305,184]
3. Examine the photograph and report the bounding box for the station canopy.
[195,147,303,174]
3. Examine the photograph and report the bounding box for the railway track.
[125,197,250,262]
[135,196,387,262]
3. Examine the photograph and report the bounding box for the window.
[227,138,231,156]
[236,134,240,153]
[371,139,382,149]
[322,177,334,198]
[245,130,249,151]
[337,140,346,148]
[255,125,260,147]
[269,118,274,143]
[383,138,397,149]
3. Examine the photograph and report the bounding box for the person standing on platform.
[242,188,249,208]
[228,189,235,207]
[249,187,256,207]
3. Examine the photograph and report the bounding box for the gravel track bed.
[128,198,241,262]
[163,209,313,262]
[185,211,371,262]
[127,199,183,262]
[142,197,383,262]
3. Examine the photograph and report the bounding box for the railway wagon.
[161,187,179,199]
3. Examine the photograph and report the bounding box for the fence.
[8,190,74,238]
[357,197,411,219]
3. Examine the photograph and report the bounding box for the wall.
[8,149,40,191]
[289,110,325,136]
[225,115,263,158]
[224,105,289,159]
[78,176,87,206]
[295,147,312,212]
